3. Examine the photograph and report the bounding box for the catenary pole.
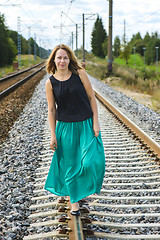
[82,13,85,64]
[28,27,31,63]
[17,16,21,69]
[34,33,37,60]
[108,0,113,74]
[76,24,78,57]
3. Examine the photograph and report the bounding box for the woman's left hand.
[93,121,100,137]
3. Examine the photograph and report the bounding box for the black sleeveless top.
[49,72,93,122]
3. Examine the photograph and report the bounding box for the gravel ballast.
[0,75,48,239]
[88,74,160,145]
[0,73,160,239]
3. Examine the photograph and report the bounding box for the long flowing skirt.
[44,117,105,203]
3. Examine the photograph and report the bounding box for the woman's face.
[54,49,70,71]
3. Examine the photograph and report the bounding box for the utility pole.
[76,24,78,57]
[34,33,37,60]
[133,47,136,66]
[108,0,113,74]
[155,46,159,72]
[82,13,96,68]
[143,47,146,71]
[61,11,79,56]
[124,19,126,44]
[39,38,41,59]
[17,16,21,69]
[82,13,85,65]
[28,27,31,63]
[71,32,73,50]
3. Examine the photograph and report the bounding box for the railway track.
[0,62,45,99]
[0,62,46,144]
[23,88,160,240]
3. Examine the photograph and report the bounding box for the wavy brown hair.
[46,44,82,75]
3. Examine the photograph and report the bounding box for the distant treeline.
[131,32,160,65]
[91,16,160,66]
[0,14,49,67]
[113,32,160,65]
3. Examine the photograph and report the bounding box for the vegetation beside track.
[81,52,160,113]
[0,55,44,78]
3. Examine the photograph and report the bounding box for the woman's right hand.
[50,135,57,151]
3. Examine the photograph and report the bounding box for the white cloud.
[1,0,160,51]
[113,0,160,40]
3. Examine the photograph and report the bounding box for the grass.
[115,53,143,68]
[83,53,160,113]
[0,55,43,78]
[114,53,160,72]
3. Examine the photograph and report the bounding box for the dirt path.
[102,77,160,114]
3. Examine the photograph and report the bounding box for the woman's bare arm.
[45,79,57,150]
[78,69,100,137]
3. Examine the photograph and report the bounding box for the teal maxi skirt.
[44,117,105,203]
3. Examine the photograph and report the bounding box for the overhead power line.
[127,8,160,27]
[115,7,160,31]
[0,3,20,6]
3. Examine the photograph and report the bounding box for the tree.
[120,43,131,65]
[0,13,49,67]
[7,38,17,64]
[8,30,17,46]
[145,33,160,65]
[143,31,151,44]
[91,15,107,58]
[129,32,144,55]
[130,32,142,43]
[0,14,16,66]
[21,37,28,54]
[113,36,120,57]
[0,14,9,66]
[102,37,108,57]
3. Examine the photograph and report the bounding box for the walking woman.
[44,44,105,216]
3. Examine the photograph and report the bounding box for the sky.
[1,0,160,52]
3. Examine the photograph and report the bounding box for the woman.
[44,44,105,216]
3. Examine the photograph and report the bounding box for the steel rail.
[94,232,160,239]
[94,88,160,158]
[24,123,84,240]
[0,65,45,100]
[0,62,44,83]
[23,84,160,240]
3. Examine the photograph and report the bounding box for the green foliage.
[143,31,151,44]
[0,14,16,66]
[120,42,131,65]
[115,53,143,67]
[21,37,28,54]
[102,37,108,57]
[113,36,120,57]
[8,30,17,46]
[0,54,42,77]
[129,31,160,66]
[115,53,160,73]
[7,38,17,64]
[131,32,142,42]
[91,15,107,58]
[0,13,49,68]
[114,30,160,68]
[130,32,144,55]
[85,51,160,112]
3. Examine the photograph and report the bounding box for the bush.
[113,64,138,85]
